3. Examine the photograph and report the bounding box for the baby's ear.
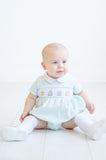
[41,62,46,70]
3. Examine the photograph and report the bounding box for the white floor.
[0,82,106,160]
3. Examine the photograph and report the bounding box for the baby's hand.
[20,112,29,122]
[86,104,95,114]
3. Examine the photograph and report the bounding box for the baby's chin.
[47,71,67,79]
[54,72,66,79]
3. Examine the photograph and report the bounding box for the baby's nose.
[58,62,63,68]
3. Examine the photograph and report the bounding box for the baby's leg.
[62,114,106,140]
[75,114,106,140]
[2,115,47,141]
[35,118,47,129]
[62,118,77,129]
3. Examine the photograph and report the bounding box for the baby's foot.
[87,120,106,140]
[2,127,27,141]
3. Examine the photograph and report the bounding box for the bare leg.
[35,117,47,129]
[61,118,77,129]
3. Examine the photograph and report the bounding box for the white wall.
[0,0,106,82]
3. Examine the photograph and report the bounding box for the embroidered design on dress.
[48,90,53,96]
[65,91,70,96]
[38,87,72,97]
[41,91,45,96]
[57,91,62,96]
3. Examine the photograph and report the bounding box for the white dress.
[29,73,86,130]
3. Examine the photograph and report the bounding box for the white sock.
[75,114,105,140]
[2,115,38,141]
[75,114,93,133]
[18,115,38,134]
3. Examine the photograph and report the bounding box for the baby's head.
[41,43,69,79]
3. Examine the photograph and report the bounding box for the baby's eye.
[62,60,67,63]
[53,61,57,64]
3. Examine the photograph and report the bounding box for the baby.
[2,43,106,141]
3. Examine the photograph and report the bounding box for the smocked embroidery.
[38,87,72,97]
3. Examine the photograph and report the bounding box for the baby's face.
[42,48,69,79]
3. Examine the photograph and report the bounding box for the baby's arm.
[20,93,37,122]
[77,90,95,114]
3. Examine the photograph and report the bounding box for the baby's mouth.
[57,70,64,73]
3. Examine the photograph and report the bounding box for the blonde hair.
[42,43,68,61]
